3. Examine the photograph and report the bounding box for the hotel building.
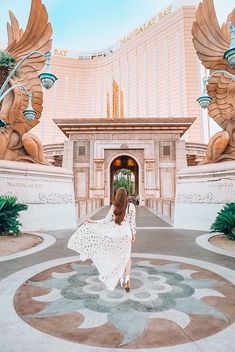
[33,0,206,147]
[33,0,209,220]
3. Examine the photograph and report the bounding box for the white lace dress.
[67,203,136,291]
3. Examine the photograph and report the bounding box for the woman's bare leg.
[120,258,131,286]
[124,258,131,292]
[125,258,131,278]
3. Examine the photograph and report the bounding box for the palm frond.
[210,203,235,240]
[0,196,27,236]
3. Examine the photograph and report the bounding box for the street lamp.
[197,70,235,109]
[38,52,58,89]
[197,23,235,109]
[0,83,37,121]
[197,77,212,109]
[224,23,235,66]
[0,50,57,121]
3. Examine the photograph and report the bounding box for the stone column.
[175,140,187,171]
[145,160,157,197]
[62,140,74,170]
[94,159,104,189]
[90,159,105,200]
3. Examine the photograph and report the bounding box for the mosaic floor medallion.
[14,256,235,349]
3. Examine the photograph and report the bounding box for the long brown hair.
[113,187,128,225]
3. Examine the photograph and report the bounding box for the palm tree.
[114,169,134,195]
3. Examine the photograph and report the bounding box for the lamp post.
[197,23,235,109]
[197,70,235,109]
[0,51,57,121]
[224,23,235,66]
[0,83,36,121]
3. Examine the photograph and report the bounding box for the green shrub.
[0,51,17,74]
[210,203,235,240]
[114,177,134,195]
[0,196,28,236]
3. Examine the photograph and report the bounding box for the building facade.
[33,0,205,146]
[56,118,194,219]
[36,0,209,221]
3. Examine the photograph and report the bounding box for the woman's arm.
[129,203,136,242]
[86,219,97,223]
[87,205,114,224]
[102,205,114,223]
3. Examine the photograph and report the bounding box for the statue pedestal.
[0,161,77,231]
[174,161,235,230]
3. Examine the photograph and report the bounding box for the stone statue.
[0,0,52,164]
[192,0,235,163]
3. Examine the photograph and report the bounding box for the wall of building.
[32,0,203,146]
[68,129,186,221]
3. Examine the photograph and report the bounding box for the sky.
[0,0,234,52]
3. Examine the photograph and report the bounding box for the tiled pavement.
[0,206,235,351]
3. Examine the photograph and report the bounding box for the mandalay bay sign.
[120,5,172,45]
[54,4,173,54]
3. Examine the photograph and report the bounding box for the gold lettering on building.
[54,48,68,56]
[121,5,172,45]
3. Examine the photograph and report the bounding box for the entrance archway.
[110,155,139,202]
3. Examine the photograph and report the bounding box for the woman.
[67,187,136,292]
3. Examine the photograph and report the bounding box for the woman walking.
[67,187,136,292]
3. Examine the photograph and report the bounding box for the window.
[78,146,86,156]
[163,145,171,157]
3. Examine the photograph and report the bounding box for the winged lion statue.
[0,0,53,164]
[192,0,235,163]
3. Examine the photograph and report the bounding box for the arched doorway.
[110,155,139,203]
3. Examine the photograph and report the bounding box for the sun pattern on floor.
[14,258,235,349]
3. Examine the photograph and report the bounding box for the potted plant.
[210,203,235,240]
[0,196,28,236]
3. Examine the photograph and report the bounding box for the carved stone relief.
[176,179,235,204]
[0,179,74,204]
[159,141,176,161]
[145,160,155,171]
[94,159,104,170]
[74,141,90,163]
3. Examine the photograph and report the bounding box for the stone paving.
[0,206,235,352]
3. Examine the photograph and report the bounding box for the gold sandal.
[124,280,130,292]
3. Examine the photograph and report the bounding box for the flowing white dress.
[67,203,136,291]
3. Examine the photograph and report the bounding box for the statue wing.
[7,11,23,44]
[4,0,52,135]
[221,9,235,41]
[192,0,230,69]
[192,0,235,127]
[207,73,235,127]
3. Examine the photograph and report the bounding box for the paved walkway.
[0,207,235,351]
